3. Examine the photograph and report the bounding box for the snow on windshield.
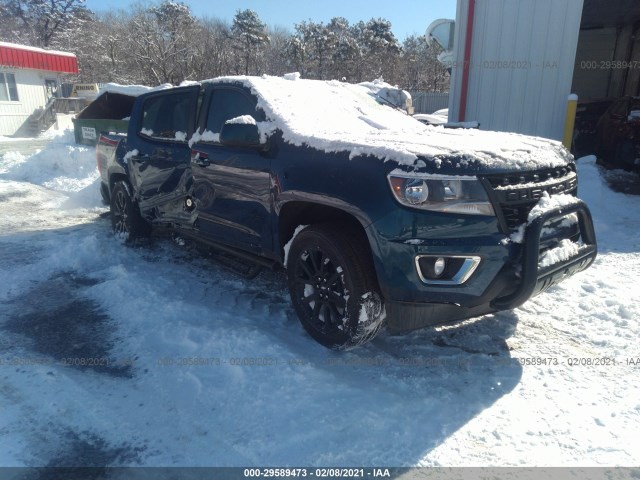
[206,74,572,171]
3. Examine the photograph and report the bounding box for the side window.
[0,73,19,102]
[140,92,192,141]
[206,89,257,136]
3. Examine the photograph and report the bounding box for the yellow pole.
[563,94,578,150]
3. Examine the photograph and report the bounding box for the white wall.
[449,0,584,140]
[0,68,57,136]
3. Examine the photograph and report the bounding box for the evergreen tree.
[231,9,269,75]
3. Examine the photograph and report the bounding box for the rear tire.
[110,181,151,240]
[286,224,385,349]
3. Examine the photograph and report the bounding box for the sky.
[83,0,457,41]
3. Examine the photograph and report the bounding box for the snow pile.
[0,129,98,194]
[204,75,572,171]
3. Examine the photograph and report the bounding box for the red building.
[0,41,78,136]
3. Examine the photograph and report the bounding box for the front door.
[44,79,57,101]
[190,86,272,254]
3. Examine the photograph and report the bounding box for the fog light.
[434,257,446,277]
[416,255,481,285]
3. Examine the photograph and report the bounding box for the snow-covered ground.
[0,132,639,467]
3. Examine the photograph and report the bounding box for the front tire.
[110,181,150,240]
[286,224,385,349]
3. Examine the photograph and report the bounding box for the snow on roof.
[0,41,76,58]
[205,74,572,171]
[98,82,174,98]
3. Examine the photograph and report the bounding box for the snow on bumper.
[490,199,597,310]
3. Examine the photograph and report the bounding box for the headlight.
[388,173,495,216]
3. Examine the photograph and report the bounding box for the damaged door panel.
[190,86,273,254]
[126,85,200,225]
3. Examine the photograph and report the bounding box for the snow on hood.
[205,75,572,172]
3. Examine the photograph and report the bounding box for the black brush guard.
[491,200,597,310]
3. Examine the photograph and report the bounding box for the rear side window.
[206,89,257,135]
[140,92,193,141]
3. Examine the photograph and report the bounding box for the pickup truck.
[96,75,597,350]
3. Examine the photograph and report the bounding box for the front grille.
[484,164,576,188]
[481,164,578,233]
[500,205,533,230]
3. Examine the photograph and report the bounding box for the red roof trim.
[0,44,78,74]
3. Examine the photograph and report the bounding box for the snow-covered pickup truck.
[96,75,597,349]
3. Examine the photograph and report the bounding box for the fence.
[409,91,449,114]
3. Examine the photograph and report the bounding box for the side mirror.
[219,122,260,147]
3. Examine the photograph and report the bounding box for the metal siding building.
[448,0,584,140]
[408,91,450,114]
[0,42,78,136]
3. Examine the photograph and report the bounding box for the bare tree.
[261,25,292,77]
[128,1,196,85]
[0,0,88,47]
[402,35,449,92]
[191,17,234,80]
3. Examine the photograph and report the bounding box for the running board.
[176,229,280,271]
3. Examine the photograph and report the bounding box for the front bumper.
[368,200,597,333]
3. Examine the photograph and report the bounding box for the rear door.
[127,86,200,223]
[190,85,273,254]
